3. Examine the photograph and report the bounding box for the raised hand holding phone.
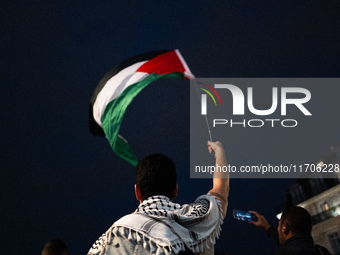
[248,210,271,231]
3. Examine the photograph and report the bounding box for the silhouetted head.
[278,206,312,244]
[281,206,312,234]
[41,239,67,255]
[135,154,177,201]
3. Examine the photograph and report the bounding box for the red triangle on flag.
[136,50,186,75]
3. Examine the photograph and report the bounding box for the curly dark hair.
[136,154,177,201]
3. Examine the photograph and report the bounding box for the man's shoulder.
[275,243,332,255]
[87,223,183,255]
[87,194,223,255]
[315,245,332,255]
[275,246,303,255]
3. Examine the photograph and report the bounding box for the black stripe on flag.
[89,50,171,136]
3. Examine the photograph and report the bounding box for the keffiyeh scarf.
[88,194,224,255]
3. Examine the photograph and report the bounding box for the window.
[290,184,305,204]
[309,178,326,196]
[321,202,330,212]
[328,232,340,255]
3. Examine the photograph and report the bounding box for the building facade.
[280,144,340,255]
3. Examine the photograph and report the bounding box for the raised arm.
[249,210,280,246]
[207,141,229,218]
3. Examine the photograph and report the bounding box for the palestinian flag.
[89,50,194,166]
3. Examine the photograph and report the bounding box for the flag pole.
[193,78,213,142]
[204,112,213,142]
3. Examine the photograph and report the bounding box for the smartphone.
[233,209,255,222]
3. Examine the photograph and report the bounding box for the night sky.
[1,1,340,254]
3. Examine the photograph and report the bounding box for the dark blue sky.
[1,1,340,254]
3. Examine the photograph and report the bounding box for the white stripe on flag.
[175,49,195,79]
[93,61,148,126]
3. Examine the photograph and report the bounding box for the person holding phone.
[249,206,332,255]
[87,141,229,255]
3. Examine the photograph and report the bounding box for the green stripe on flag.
[101,72,185,166]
